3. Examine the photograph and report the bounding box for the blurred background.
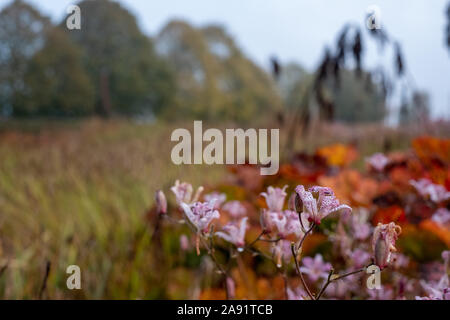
[0,0,449,299]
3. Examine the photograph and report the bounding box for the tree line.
[2,0,437,123]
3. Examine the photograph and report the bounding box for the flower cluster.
[416,251,450,300]
[153,147,448,301]
[410,178,450,203]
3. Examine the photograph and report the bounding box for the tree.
[156,20,281,121]
[0,0,51,116]
[63,0,175,116]
[278,63,386,123]
[21,27,95,116]
[327,69,387,123]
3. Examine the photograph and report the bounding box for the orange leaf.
[419,219,450,248]
[315,143,358,167]
[372,205,406,225]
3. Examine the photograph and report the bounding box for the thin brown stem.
[0,262,8,279]
[315,269,334,300]
[246,231,265,248]
[38,260,51,300]
[259,237,282,243]
[199,237,228,275]
[199,236,230,299]
[315,263,374,300]
[332,267,366,281]
[297,223,315,251]
[244,246,276,265]
[291,243,314,300]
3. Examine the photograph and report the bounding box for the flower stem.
[297,223,315,251]
[199,236,230,299]
[291,243,314,300]
[315,263,374,300]
[247,231,265,248]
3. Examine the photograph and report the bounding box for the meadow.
[0,119,448,299]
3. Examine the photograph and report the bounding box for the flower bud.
[155,190,167,215]
[226,277,236,299]
[179,234,189,251]
[372,222,402,269]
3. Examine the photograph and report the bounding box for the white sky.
[2,0,449,119]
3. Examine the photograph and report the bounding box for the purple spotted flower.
[181,200,220,233]
[215,217,248,250]
[295,185,352,225]
[171,180,203,204]
[300,254,332,282]
[261,186,287,212]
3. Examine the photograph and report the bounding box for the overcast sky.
[2,0,449,119]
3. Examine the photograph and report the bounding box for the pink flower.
[155,190,167,215]
[267,210,303,239]
[261,186,287,212]
[325,275,359,299]
[348,248,371,268]
[350,209,371,240]
[372,222,402,269]
[300,254,332,282]
[222,201,247,219]
[272,239,294,267]
[204,192,227,209]
[171,180,203,204]
[391,253,410,269]
[367,286,394,300]
[181,200,220,233]
[215,217,248,250]
[366,153,389,172]
[443,250,450,267]
[431,208,450,226]
[287,286,308,300]
[416,251,450,300]
[418,276,450,300]
[295,185,352,225]
[410,179,450,203]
